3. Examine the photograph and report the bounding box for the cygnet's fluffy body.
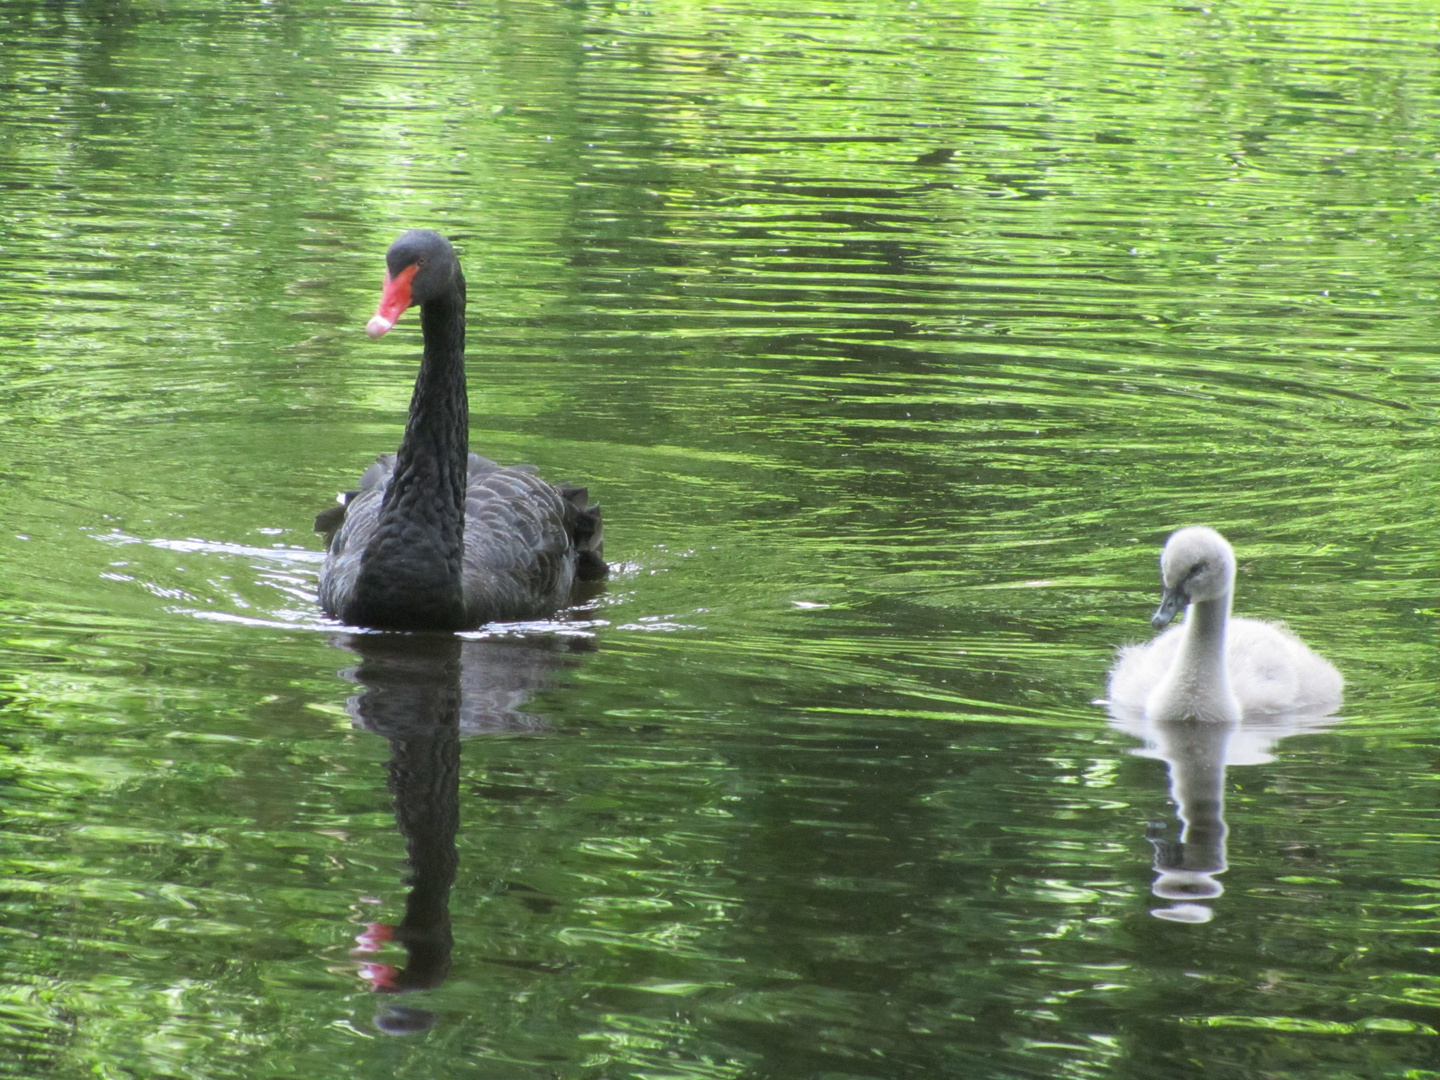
[1107,527,1343,723]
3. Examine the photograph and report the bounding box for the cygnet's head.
[1152,526,1237,630]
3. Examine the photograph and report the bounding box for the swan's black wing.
[316,455,395,619]
[555,482,606,583]
[459,455,604,624]
[316,453,604,627]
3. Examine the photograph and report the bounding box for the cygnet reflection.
[1108,710,1343,922]
[334,631,587,1033]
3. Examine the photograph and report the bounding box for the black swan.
[315,229,604,630]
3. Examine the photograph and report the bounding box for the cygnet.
[1107,526,1343,723]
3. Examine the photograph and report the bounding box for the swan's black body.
[316,230,604,630]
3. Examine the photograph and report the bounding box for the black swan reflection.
[315,229,605,631]
[337,631,583,1033]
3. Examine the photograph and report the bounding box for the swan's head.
[366,230,463,338]
[1152,526,1236,630]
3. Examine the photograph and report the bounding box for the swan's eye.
[1187,560,1210,579]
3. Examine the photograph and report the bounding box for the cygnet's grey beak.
[1150,584,1187,631]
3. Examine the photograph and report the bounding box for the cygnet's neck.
[1150,593,1242,723]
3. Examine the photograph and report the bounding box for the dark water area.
[0,1,1434,1077]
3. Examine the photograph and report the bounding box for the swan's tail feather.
[315,456,395,549]
[559,484,606,581]
[314,490,359,546]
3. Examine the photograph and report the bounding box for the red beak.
[366,263,419,338]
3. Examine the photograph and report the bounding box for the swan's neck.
[1151,594,1241,722]
[1180,595,1230,677]
[352,284,470,628]
[397,288,469,504]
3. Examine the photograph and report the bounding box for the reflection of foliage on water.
[0,0,1434,1077]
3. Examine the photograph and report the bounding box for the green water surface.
[0,2,1434,1078]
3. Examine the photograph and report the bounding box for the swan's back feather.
[1109,615,1342,720]
[317,452,604,627]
